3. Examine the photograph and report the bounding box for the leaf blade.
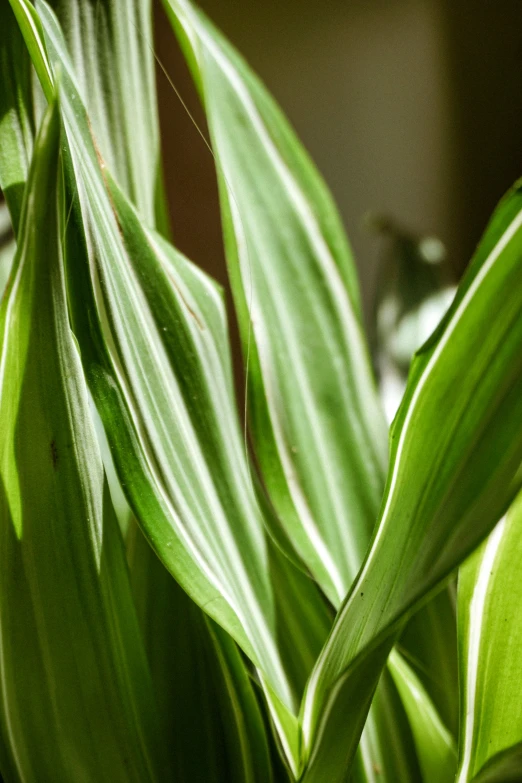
[0,97,166,783]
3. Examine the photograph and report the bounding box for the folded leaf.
[0,98,167,782]
[456,495,522,782]
[300,179,522,779]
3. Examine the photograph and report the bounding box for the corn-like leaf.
[10,5,314,769]
[162,0,387,608]
[46,0,167,230]
[0,98,168,782]
[0,2,34,233]
[456,494,522,782]
[299,180,522,779]
[161,2,458,779]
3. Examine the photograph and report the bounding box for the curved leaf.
[456,495,522,782]
[11,4,304,769]
[300,179,522,779]
[388,650,456,783]
[161,3,463,779]
[162,0,387,607]
[0,98,167,782]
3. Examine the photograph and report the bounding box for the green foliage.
[1,0,521,781]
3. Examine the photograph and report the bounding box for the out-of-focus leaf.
[388,650,456,783]
[371,220,455,422]
[0,99,167,782]
[299,180,522,780]
[46,0,168,231]
[128,526,273,783]
[162,0,387,608]
[350,666,423,783]
[0,2,34,233]
[456,494,522,783]
[0,238,15,304]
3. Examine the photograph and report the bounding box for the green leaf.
[299,179,522,779]
[470,744,522,783]
[399,587,459,737]
[456,493,522,782]
[11,5,309,771]
[0,2,34,233]
[161,3,465,779]
[0,98,167,782]
[45,0,168,230]
[388,650,456,783]
[352,666,423,783]
[162,3,460,779]
[162,0,388,608]
[128,525,274,783]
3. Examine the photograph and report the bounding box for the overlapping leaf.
[161,2,459,779]
[388,650,456,783]
[0,206,15,301]
[128,526,273,783]
[46,0,167,229]
[163,0,387,608]
[299,179,522,779]
[36,6,279,778]
[456,494,522,782]
[0,98,168,782]
[8,6,327,773]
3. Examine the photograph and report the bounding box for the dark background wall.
[154,0,522,320]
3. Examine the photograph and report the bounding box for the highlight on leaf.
[0,0,521,781]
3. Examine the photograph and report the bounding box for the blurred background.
[153,0,522,326]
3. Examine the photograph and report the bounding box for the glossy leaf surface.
[457,495,522,782]
[300,179,522,779]
[161,2,466,779]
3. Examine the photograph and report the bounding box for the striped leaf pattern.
[0,98,168,782]
[10,4,313,767]
[457,493,522,782]
[163,0,387,608]
[3,1,522,781]
[299,179,522,779]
